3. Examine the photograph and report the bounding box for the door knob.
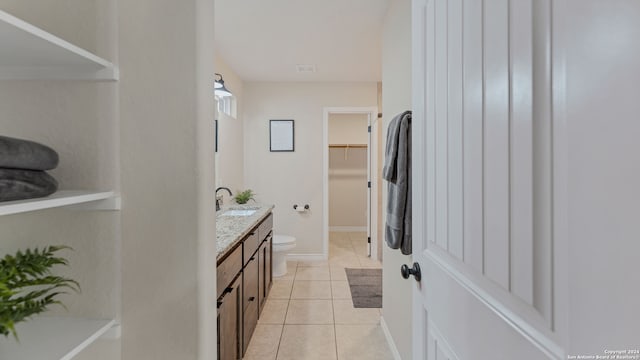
[401,262,421,282]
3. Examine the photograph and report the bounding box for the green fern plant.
[0,246,79,340]
[234,189,256,204]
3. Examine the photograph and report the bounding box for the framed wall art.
[269,119,295,152]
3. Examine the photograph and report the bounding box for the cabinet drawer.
[216,245,242,299]
[243,231,260,263]
[258,212,273,241]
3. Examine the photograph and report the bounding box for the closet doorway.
[322,107,380,262]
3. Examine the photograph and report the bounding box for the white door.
[411,0,566,359]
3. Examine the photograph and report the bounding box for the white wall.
[243,82,377,255]
[119,0,216,359]
[329,148,367,228]
[329,113,369,145]
[215,56,245,199]
[565,0,640,354]
[381,0,413,359]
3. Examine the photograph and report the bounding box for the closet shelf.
[0,317,116,360]
[0,10,118,80]
[0,190,120,216]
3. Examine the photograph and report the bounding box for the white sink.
[221,209,257,217]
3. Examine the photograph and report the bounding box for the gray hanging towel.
[0,135,59,170]
[383,111,412,255]
[0,168,58,202]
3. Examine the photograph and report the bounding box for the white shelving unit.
[0,317,116,360]
[0,10,118,80]
[0,9,120,359]
[0,191,120,216]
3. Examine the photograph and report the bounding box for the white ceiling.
[214,0,390,82]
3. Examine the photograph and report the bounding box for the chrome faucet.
[215,187,233,211]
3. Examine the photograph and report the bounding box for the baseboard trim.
[329,226,367,232]
[380,316,402,360]
[103,323,121,340]
[286,253,327,261]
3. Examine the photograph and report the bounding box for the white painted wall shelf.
[0,317,116,360]
[0,190,120,216]
[0,10,118,80]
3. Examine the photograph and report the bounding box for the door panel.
[423,253,556,359]
[509,0,535,306]
[446,0,464,261]
[482,0,511,290]
[461,0,484,274]
[428,327,458,360]
[412,0,563,358]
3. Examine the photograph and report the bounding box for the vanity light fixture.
[214,73,233,97]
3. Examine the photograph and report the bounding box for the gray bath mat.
[345,268,382,308]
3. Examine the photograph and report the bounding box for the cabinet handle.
[248,296,255,302]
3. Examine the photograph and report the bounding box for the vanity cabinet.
[217,211,273,359]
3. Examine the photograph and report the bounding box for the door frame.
[323,106,380,260]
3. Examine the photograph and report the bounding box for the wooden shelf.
[0,10,118,80]
[0,317,116,360]
[0,190,120,216]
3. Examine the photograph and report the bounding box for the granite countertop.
[216,203,274,261]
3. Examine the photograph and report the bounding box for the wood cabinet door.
[217,275,241,360]
[242,254,260,355]
[258,241,266,312]
[265,233,273,297]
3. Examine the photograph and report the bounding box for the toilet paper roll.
[295,206,305,213]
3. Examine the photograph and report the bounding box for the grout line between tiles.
[330,272,339,360]
[274,262,296,360]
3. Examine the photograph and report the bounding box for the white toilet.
[272,234,296,277]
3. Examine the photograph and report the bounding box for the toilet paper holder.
[293,204,310,211]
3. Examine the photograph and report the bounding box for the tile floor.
[243,232,393,360]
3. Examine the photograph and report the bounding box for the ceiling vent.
[296,64,316,73]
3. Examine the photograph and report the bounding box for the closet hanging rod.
[328,144,367,148]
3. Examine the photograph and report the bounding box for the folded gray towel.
[0,136,59,170]
[0,168,58,202]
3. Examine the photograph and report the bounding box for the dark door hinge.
[368,125,371,133]
[367,181,371,188]
[367,237,371,244]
